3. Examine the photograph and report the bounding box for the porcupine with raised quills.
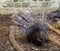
[12,9,60,46]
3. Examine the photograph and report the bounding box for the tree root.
[9,26,24,51]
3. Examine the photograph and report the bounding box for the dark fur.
[48,9,60,19]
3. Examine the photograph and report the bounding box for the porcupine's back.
[11,11,38,36]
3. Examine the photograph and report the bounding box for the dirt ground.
[0,14,60,51]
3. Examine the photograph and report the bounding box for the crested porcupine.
[12,9,60,46]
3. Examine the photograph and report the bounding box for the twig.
[39,20,60,35]
[47,23,60,35]
[48,34,60,46]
